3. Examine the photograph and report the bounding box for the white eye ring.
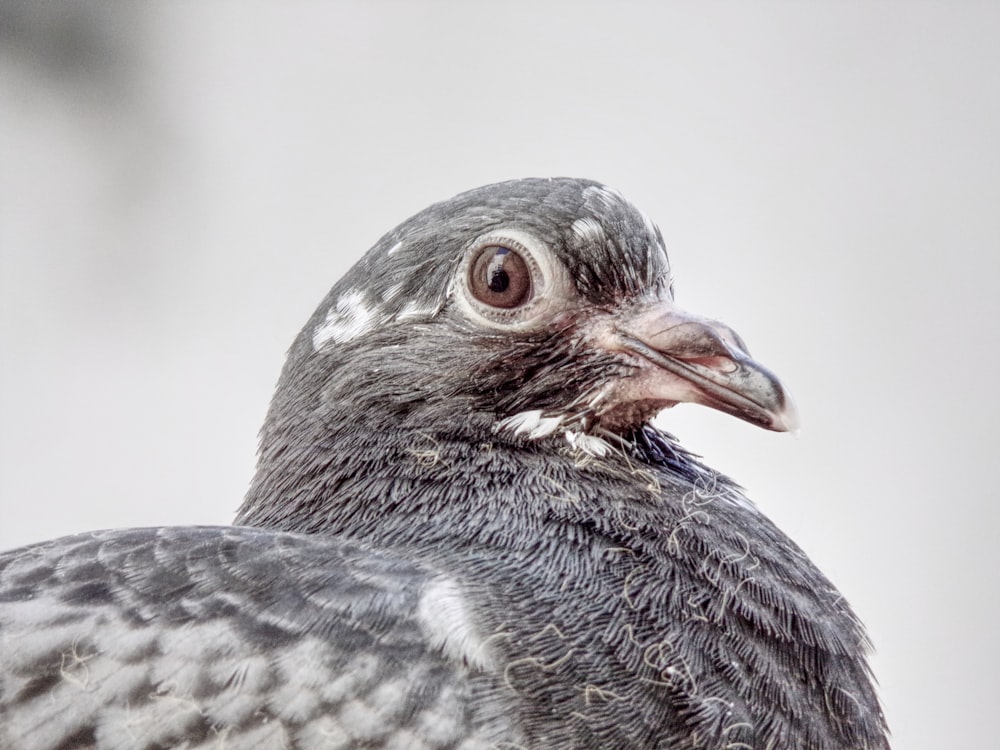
[453,229,570,329]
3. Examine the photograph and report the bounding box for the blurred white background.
[1,2,997,747]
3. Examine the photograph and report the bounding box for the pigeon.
[0,178,889,749]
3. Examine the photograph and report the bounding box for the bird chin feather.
[494,410,618,459]
[591,398,677,434]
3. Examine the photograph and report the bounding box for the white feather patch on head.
[496,410,563,440]
[395,300,439,322]
[416,577,495,671]
[584,183,626,210]
[639,209,658,240]
[571,216,606,246]
[381,281,406,302]
[312,290,381,350]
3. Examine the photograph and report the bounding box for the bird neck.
[236,334,725,556]
[237,381,723,563]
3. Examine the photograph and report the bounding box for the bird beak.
[599,301,798,432]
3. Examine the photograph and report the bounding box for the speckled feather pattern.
[0,528,516,749]
[0,178,888,749]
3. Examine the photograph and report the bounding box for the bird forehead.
[310,179,673,351]
[552,186,671,302]
[438,179,673,302]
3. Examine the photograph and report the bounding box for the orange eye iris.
[469,246,533,309]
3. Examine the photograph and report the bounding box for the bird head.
[233,180,888,750]
[277,178,795,455]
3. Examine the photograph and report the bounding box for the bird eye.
[468,246,533,309]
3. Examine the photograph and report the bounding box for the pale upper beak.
[596,300,798,432]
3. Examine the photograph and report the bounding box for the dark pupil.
[488,250,511,293]
[488,267,510,293]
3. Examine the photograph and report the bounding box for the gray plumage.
[0,178,889,749]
